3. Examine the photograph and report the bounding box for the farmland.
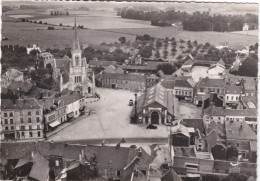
[3,8,258,50]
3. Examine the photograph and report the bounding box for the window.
[55,160,60,167]
[28,118,32,123]
[20,118,24,123]
[36,117,40,123]
[29,125,32,130]
[5,127,8,130]
[28,112,31,116]
[218,117,221,120]
[20,126,25,130]
[227,96,229,100]
[21,132,25,137]
[231,96,233,100]
[237,143,239,147]
[29,132,33,137]
[9,113,13,117]
[227,117,229,121]
[4,113,7,117]
[10,119,13,124]
[11,126,14,130]
[75,111,77,115]
[236,96,238,100]
[75,56,79,66]
[37,131,41,137]
[4,119,8,124]
[75,76,77,83]
[36,111,40,115]
[37,125,40,130]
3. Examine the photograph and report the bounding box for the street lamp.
[134,93,137,124]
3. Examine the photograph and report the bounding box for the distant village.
[0,16,258,181]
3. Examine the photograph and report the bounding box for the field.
[230,30,258,37]
[3,9,258,50]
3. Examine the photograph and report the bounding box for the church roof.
[72,18,81,52]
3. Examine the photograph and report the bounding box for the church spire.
[72,16,80,52]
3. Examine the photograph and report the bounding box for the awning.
[49,120,61,128]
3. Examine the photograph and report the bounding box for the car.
[146,124,158,129]
[129,99,133,106]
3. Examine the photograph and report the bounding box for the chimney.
[31,151,35,158]
[138,148,142,157]
[79,153,82,161]
[115,143,120,151]
[81,149,84,157]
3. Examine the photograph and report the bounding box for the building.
[1,68,24,88]
[131,84,176,125]
[101,72,146,91]
[119,61,162,74]
[207,59,226,77]
[26,44,41,54]
[1,99,43,140]
[52,19,93,96]
[243,23,249,31]
[35,52,54,69]
[174,76,196,101]
[224,84,243,108]
[89,59,117,68]
[194,77,226,106]
[146,74,159,88]
[0,141,154,181]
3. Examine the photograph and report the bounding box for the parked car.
[146,124,158,129]
[129,99,133,106]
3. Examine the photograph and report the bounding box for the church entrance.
[151,112,159,124]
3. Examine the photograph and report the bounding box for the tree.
[156,39,163,48]
[238,56,258,77]
[157,63,177,75]
[118,37,126,44]
[155,49,160,58]
[30,49,40,57]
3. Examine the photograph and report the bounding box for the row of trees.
[117,8,258,32]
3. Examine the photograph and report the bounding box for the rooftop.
[197,77,226,88]
[1,98,42,110]
[225,121,256,141]
[102,72,146,82]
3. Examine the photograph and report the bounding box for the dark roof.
[175,79,193,88]
[204,105,225,116]
[173,147,196,157]
[1,98,42,110]
[56,92,84,106]
[225,121,257,141]
[197,78,226,88]
[102,73,146,82]
[89,59,117,67]
[8,81,33,93]
[225,85,243,94]
[161,80,175,89]
[97,146,130,169]
[28,152,49,181]
[161,169,182,181]
[180,118,205,135]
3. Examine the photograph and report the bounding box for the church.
[43,19,94,96]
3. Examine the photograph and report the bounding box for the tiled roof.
[2,68,23,80]
[55,57,70,69]
[29,152,49,181]
[225,121,256,141]
[197,78,226,88]
[204,105,225,116]
[225,85,243,94]
[224,108,257,117]
[1,98,42,110]
[175,79,192,88]
[171,124,190,138]
[180,118,205,135]
[56,92,84,106]
[161,80,174,89]
[102,73,146,82]
[8,81,33,93]
[161,169,182,181]
[173,146,196,157]
[143,84,174,115]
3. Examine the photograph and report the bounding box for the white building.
[27,44,41,54]
[207,59,226,77]
[243,23,249,31]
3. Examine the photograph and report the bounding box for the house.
[180,118,206,151]
[161,169,182,181]
[170,124,191,147]
[194,77,226,106]
[243,23,249,31]
[203,105,226,125]
[207,59,226,76]
[35,52,54,69]
[224,84,243,108]
[26,44,41,54]
[146,74,159,88]
[89,59,117,68]
[101,72,146,91]
[225,120,257,162]
[119,61,162,74]
[1,69,24,88]
[131,84,176,125]
[174,76,196,101]
[104,65,124,74]
[1,98,43,140]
